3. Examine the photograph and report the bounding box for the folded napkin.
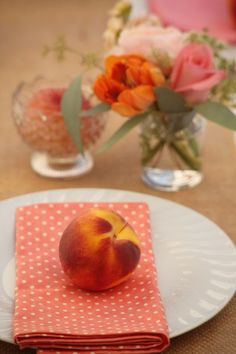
[14,202,169,353]
[147,0,236,43]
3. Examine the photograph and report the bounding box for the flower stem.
[170,139,202,171]
[141,139,164,165]
[168,144,183,170]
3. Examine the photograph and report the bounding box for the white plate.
[0,188,236,344]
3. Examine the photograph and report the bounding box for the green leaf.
[98,111,149,153]
[155,87,189,113]
[61,76,83,154]
[194,101,236,130]
[80,103,110,117]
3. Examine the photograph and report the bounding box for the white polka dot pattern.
[14,202,169,353]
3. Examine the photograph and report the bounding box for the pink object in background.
[14,202,169,353]
[147,0,236,43]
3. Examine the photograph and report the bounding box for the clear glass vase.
[140,111,204,191]
[12,76,106,178]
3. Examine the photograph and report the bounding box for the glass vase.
[140,111,204,191]
[12,76,106,178]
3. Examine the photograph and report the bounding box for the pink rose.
[171,43,226,103]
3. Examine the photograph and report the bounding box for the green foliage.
[80,103,110,117]
[194,101,236,130]
[42,35,71,62]
[98,110,150,153]
[212,78,236,105]
[212,59,236,105]
[140,112,202,170]
[61,76,110,154]
[61,76,83,154]
[213,56,236,105]
[187,29,226,56]
[80,52,103,71]
[42,35,102,70]
[154,87,189,113]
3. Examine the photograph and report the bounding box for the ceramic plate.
[0,188,236,344]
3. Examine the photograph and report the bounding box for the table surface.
[0,1,236,353]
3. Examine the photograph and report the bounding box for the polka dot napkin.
[13,202,169,353]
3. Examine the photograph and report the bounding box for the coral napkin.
[147,0,236,43]
[13,202,169,353]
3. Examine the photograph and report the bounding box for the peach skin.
[59,208,141,291]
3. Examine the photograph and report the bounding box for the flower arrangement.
[57,0,236,188]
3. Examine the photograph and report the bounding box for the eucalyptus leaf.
[194,101,236,130]
[61,76,83,154]
[98,111,149,153]
[80,103,110,117]
[155,87,189,113]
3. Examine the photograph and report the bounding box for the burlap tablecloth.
[0,0,235,353]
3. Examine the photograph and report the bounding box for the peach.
[59,207,141,291]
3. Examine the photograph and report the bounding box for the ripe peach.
[59,207,141,291]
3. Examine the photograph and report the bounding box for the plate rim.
[0,187,235,343]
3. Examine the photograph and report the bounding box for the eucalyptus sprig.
[61,76,110,154]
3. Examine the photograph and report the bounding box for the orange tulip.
[93,54,165,117]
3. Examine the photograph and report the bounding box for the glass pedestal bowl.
[12,76,106,178]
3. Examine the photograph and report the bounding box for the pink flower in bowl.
[171,43,226,103]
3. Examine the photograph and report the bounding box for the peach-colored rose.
[171,43,226,103]
[118,24,185,61]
